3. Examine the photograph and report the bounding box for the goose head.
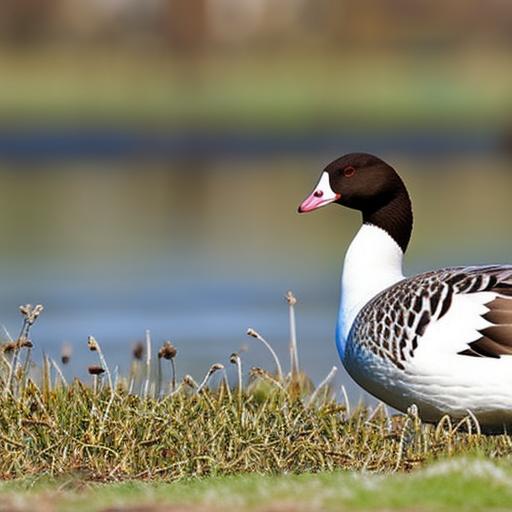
[298,153,404,214]
[298,152,413,253]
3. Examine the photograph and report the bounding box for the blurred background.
[0,0,511,401]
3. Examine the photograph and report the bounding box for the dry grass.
[1,296,512,482]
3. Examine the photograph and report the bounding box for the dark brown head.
[298,153,413,252]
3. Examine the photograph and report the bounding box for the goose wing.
[349,265,512,369]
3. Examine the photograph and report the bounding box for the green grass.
[2,458,512,511]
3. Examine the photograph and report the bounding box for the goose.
[298,153,512,432]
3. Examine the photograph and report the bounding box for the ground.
[1,458,512,512]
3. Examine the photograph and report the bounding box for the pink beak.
[298,190,341,213]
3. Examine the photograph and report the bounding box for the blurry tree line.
[0,0,511,51]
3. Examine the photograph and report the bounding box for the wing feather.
[349,265,512,368]
[471,336,512,357]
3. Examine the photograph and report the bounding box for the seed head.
[285,291,297,305]
[61,344,72,365]
[19,304,44,325]
[19,338,33,349]
[19,304,31,317]
[229,352,240,364]
[2,342,16,353]
[88,365,105,375]
[183,375,198,388]
[158,340,177,360]
[30,305,44,324]
[132,342,144,360]
[246,328,259,338]
[2,338,32,353]
[87,336,98,352]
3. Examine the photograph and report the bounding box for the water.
[1,153,511,403]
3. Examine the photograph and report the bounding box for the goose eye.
[343,166,356,177]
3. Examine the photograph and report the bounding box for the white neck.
[337,224,405,347]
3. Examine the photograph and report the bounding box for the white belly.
[344,341,512,431]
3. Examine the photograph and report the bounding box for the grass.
[2,458,512,511]
[2,296,512,511]
[1,296,512,484]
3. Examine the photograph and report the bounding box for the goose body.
[299,153,512,431]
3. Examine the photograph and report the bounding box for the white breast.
[337,224,405,355]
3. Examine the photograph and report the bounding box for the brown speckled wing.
[349,265,512,369]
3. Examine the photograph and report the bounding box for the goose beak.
[298,172,340,213]
[298,192,338,213]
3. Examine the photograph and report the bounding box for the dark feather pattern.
[347,265,512,369]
